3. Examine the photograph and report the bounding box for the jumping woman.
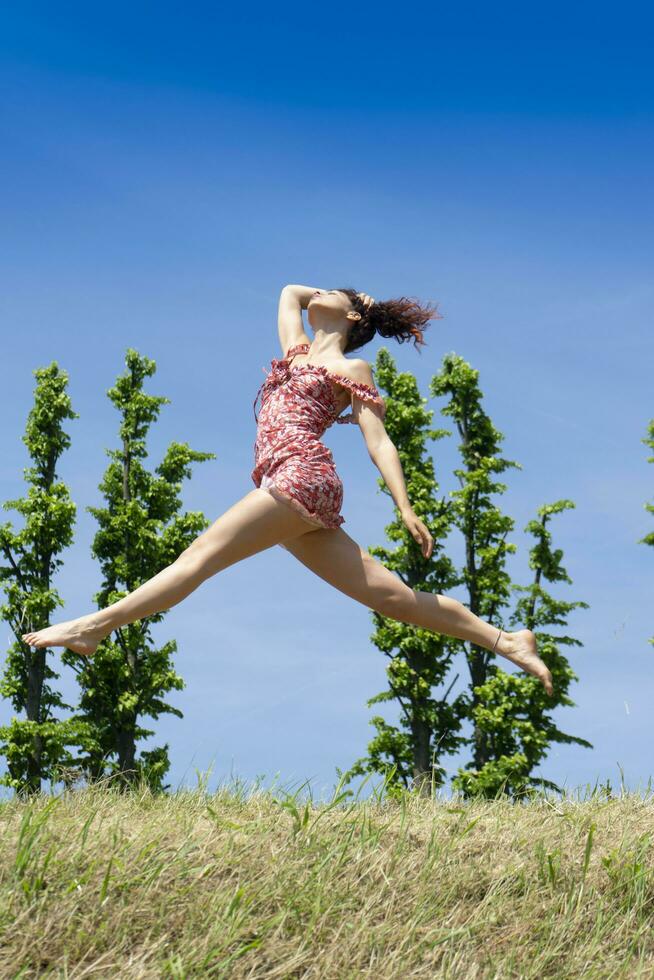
[22,284,553,697]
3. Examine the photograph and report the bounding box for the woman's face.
[307,289,359,326]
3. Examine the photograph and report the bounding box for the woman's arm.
[283,284,322,309]
[278,284,322,355]
[364,425,434,558]
[343,361,433,558]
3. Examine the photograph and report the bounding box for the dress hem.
[254,478,345,531]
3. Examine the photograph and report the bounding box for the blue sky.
[1,3,652,801]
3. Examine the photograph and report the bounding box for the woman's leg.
[280,527,554,696]
[21,489,319,657]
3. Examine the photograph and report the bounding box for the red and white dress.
[251,342,386,530]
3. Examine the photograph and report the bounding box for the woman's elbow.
[367,432,393,461]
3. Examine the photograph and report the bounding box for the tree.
[71,349,215,792]
[450,500,592,799]
[433,355,590,799]
[431,353,520,785]
[0,363,81,796]
[338,348,469,799]
[340,350,590,802]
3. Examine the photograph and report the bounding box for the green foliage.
[66,349,216,792]
[452,497,592,799]
[339,349,590,803]
[433,356,590,799]
[431,353,519,620]
[339,348,468,798]
[0,364,82,794]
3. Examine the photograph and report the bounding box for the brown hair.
[332,287,443,355]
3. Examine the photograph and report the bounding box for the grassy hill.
[1,779,653,978]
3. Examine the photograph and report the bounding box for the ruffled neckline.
[288,362,386,422]
[252,342,386,425]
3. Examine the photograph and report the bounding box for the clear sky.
[1,3,652,801]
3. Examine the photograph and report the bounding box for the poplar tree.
[339,348,468,798]
[340,350,589,801]
[430,353,520,788]
[0,363,80,795]
[73,349,215,792]
[433,354,589,799]
[640,418,654,651]
[450,500,591,799]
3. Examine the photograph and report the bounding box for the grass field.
[1,777,653,978]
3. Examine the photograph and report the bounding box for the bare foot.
[495,628,554,697]
[21,614,108,658]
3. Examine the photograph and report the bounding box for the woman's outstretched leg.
[22,489,318,657]
[281,526,554,696]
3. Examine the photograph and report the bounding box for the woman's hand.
[400,506,433,559]
[357,291,376,310]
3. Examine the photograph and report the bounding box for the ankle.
[86,611,111,637]
[491,627,513,658]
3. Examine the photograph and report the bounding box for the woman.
[22,284,553,696]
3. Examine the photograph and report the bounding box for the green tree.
[72,349,215,792]
[639,418,654,651]
[0,363,81,796]
[340,350,589,802]
[450,500,591,799]
[338,348,469,799]
[433,355,589,799]
[431,353,519,783]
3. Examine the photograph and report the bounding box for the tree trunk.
[412,716,433,796]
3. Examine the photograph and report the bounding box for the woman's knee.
[370,582,415,619]
[176,539,223,578]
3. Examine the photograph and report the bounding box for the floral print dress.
[251,342,386,530]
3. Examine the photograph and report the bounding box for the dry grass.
[1,777,654,978]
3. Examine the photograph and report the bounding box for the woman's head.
[307,287,442,355]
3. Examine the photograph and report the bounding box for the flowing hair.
[332,287,443,355]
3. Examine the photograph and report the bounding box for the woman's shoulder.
[331,357,377,389]
[328,358,386,421]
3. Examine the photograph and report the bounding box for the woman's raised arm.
[277,284,320,356]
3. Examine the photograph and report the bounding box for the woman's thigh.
[279,526,413,616]
[184,488,321,575]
